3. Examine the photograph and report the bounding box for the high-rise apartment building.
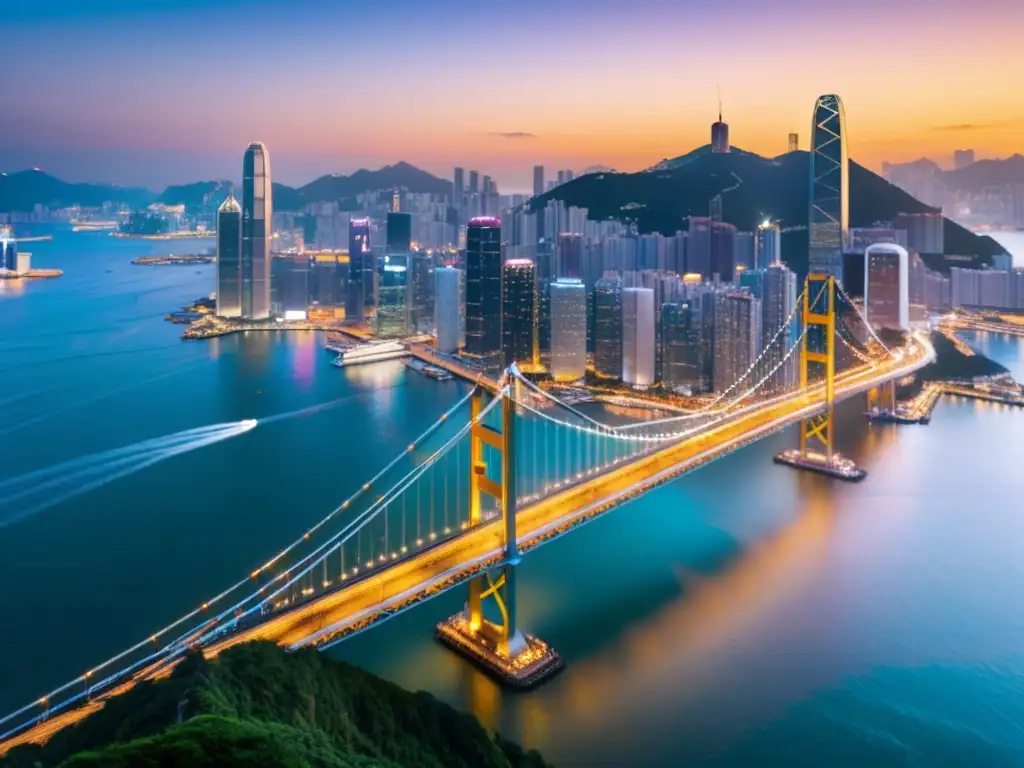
[464,217,502,364]
[410,251,435,333]
[711,221,737,281]
[808,95,848,283]
[622,287,655,388]
[468,170,480,196]
[864,244,909,331]
[386,212,412,255]
[557,233,584,279]
[453,167,465,202]
[687,217,712,279]
[550,278,587,381]
[761,262,799,392]
[241,142,272,319]
[894,212,944,255]
[713,292,761,394]
[533,166,545,197]
[435,266,463,353]
[215,193,242,317]
[661,301,703,395]
[593,276,623,379]
[502,259,536,367]
[756,220,781,269]
[346,218,371,324]
[953,149,975,170]
[535,239,555,370]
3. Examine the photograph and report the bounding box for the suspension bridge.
[0,275,934,753]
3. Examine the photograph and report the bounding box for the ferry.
[331,340,409,367]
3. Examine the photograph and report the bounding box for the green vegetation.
[530,147,1007,278]
[2,643,551,768]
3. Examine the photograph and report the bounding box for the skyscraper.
[376,253,409,337]
[346,218,371,324]
[557,233,584,279]
[435,266,464,353]
[535,239,555,370]
[864,243,909,331]
[502,259,536,367]
[387,212,412,255]
[410,251,435,333]
[687,217,712,278]
[711,105,730,154]
[593,276,623,379]
[953,149,975,170]
[756,220,782,268]
[0,227,17,272]
[622,287,655,388]
[468,170,479,196]
[241,142,272,319]
[713,292,761,394]
[661,301,702,395]
[453,167,465,202]
[464,217,502,364]
[550,278,587,381]
[710,221,737,282]
[761,262,799,392]
[808,94,848,283]
[533,166,545,198]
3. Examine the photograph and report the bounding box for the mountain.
[0,169,153,212]
[158,180,233,209]
[941,153,1024,193]
[1,642,551,768]
[530,146,1008,277]
[294,161,452,209]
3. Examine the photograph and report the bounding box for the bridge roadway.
[0,338,932,754]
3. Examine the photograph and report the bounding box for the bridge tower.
[436,370,563,686]
[774,273,866,481]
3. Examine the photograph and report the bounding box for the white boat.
[332,340,409,367]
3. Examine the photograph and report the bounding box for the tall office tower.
[387,212,412,255]
[557,232,584,279]
[0,228,17,272]
[687,217,712,278]
[697,287,718,392]
[533,166,545,197]
[756,219,782,268]
[894,212,944,255]
[557,170,566,186]
[739,268,765,300]
[565,169,574,183]
[215,195,242,317]
[661,301,703,395]
[550,278,587,381]
[411,251,435,332]
[482,175,492,196]
[376,252,409,337]
[864,243,909,331]
[502,259,536,367]
[282,254,311,317]
[593,276,623,379]
[535,239,556,369]
[710,221,737,282]
[435,266,463,353]
[733,231,755,274]
[711,106,730,154]
[713,292,761,394]
[346,218,371,324]
[464,217,502,364]
[953,149,975,170]
[808,94,848,283]
[788,133,799,153]
[241,141,272,319]
[762,262,799,392]
[468,170,480,196]
[622,287,655,388]
[453,167,465,202]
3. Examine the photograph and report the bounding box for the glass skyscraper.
[376,253,409,337]
[501,259,536,367]
[241,142,272,320]
[215,193,242,317]
[808,94,848,284]
[435,266,463,354]
[593,276,623,379]
[761,262,799,392]
[346,218,370,324]
[464,217,502,365]
[661,301,702,395]
[550,278,587,382]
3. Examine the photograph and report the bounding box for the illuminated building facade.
[661,301,702,395]
[808,94,848,283]
[762,262,799,391]
[0,228,17,272]
[594,276,623,379]
[375,253,409,337]
[435,266,464,353]
[533,166,545,197]
[713,291,761,394]
[502,259,536,367]
[346,218,371,324]
[464,217,502,364]
[215,194,242,317]
[241,142,272,319]
[711,107,730,154]
[622,287,655,388]
[550,278,587,381]
[864,243,909,331]
[756,220,781,269]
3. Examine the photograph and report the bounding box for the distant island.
[0,642,552,768]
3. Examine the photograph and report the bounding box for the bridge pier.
[866,381,896,414]
[436,382,563,688]
[774,274,866,482]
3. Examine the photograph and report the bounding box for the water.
[988,230,1024,267]
[2,225,1024,766]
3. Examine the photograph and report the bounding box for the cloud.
[930,120,1022,132]
[486,131,537,139]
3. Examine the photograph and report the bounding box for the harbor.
[773,449,868,482]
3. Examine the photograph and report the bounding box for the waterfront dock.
[891,379,1024,423]
[773,449,867,482]
[407,344,499,392]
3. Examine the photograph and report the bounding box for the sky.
[3,0,1024,191]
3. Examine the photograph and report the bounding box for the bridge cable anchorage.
[0,385,484,743]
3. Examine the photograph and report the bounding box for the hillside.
[0,169,153,212]
[1,642,551,768]
[942,154,1024,193]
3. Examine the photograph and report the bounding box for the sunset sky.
[4,0,1023,190]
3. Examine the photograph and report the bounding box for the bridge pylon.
[436,378,563,687]
[774,273,866,482]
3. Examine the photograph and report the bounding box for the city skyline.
[4,0,1024,189]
